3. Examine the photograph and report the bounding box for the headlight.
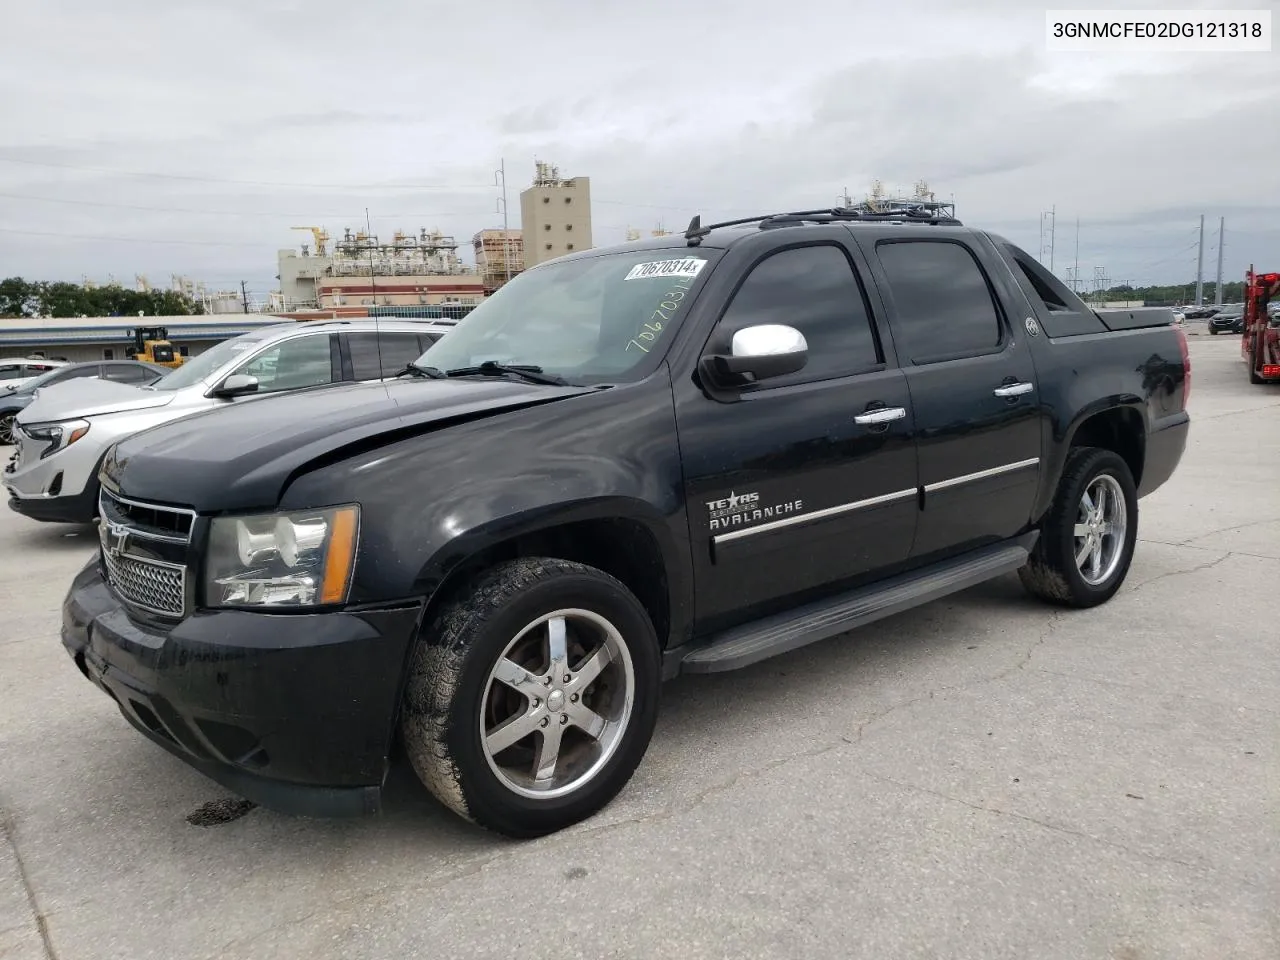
[21,419,90,459]
[205,504,359,608]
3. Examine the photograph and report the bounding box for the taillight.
[1174,324,1191,408]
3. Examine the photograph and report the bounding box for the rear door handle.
[854,406,907,425]
[993,382,1034,398]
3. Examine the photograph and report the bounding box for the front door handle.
[854,406,907,425]
[993,381,1034,398]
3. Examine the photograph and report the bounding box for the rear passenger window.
[377,332,429,377]
[349,332,430,380]
[875,240,1003,363]
[712,244,881,386]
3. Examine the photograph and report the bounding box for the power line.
[0,155,493,191]
[0,156,758,214]
[0,227,272,248]
[0,191,493,219]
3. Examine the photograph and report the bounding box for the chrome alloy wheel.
[480,608,636,800]
[1075,473,1127,586]
[0,415,14,446]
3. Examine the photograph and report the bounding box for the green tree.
[0,278,206,317]
[0,277,38,317]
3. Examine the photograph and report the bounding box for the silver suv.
[4,318,453,523]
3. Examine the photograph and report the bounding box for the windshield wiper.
[399,363,448,379]
[444,362,574,386]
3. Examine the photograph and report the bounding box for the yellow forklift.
[125,326,184,368]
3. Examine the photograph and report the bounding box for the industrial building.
[0,315,287,364]
[519,162,592,268]
[277,227,485,311]
[472,229,524,295]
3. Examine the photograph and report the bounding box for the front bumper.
[4,436,101,523]
[62,559,425,817]
[7,483,99,523]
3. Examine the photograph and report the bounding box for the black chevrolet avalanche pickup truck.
[62,209,1191,838]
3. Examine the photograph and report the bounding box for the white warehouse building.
[0,315,290,364]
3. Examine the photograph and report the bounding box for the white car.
[0,357,69,390]
[4,319,453,524]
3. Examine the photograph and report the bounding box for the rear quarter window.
[998,242,1107,338]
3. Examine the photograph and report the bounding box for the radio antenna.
[366,206,386,386]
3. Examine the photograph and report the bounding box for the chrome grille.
[101,550,186,617]
[98,488,196,618]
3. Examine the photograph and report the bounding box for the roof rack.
[684,204,962,246]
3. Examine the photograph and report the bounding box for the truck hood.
[103,376,598,511]
[17,378,174,423]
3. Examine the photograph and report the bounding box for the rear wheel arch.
[1063,405,1146,488]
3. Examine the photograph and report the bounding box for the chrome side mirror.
[213,373,260,398]
[700,324,809,387]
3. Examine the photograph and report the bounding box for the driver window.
[237,334,334,393]
[709,244,882,388]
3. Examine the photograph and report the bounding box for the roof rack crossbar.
[685,207,962,243]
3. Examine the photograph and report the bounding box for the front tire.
[400,557,661,838]
[1018,447,1139,608]
[0,413,15,446]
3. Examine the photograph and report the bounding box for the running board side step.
[675,533,1038,675]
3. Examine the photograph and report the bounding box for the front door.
[860,235,1042,561]
[673,235,920,635]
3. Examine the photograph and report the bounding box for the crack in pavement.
[205,845,516,959]
[1139,538,1279,562]
[0,807,56,960]
[578,613,1069,839]
[1189,401,1280,423]
[848,768,1261,886]
[1028,666,1280,717]
[1123,550,1234,594]
[1174,518,1280,547]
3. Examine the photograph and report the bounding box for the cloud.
[0,0,1275,295]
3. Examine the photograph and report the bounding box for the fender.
[276,371,695,645]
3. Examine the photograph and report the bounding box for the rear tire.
[0,413,14,446]
[400,557,661,838]
[1018,447,1138,608]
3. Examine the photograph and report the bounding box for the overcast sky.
[1,0,1276,300]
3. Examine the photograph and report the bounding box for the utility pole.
[1214,216,1225,307]
[495,159,511,285]
[1073,217,1080,293]
[1039,207,1059,273]
[240,280,249,314]
[1194,214,1205,306]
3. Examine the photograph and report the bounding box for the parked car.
[1,360,168,445]
[0,357,68,390]
[62,212,1189,838]
[4,319,452,523]
[1208,303,1246,334]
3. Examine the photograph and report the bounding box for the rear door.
[855,232,1042,562]
[342,330,433,381]
[674,232,920,632]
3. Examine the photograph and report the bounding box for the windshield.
[146,330,276,390]
[14,366,79,394]
[414,249,718,384]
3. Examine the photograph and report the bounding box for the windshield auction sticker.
[623,258,708,282]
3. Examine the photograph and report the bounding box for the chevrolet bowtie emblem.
[105,521,129,554]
